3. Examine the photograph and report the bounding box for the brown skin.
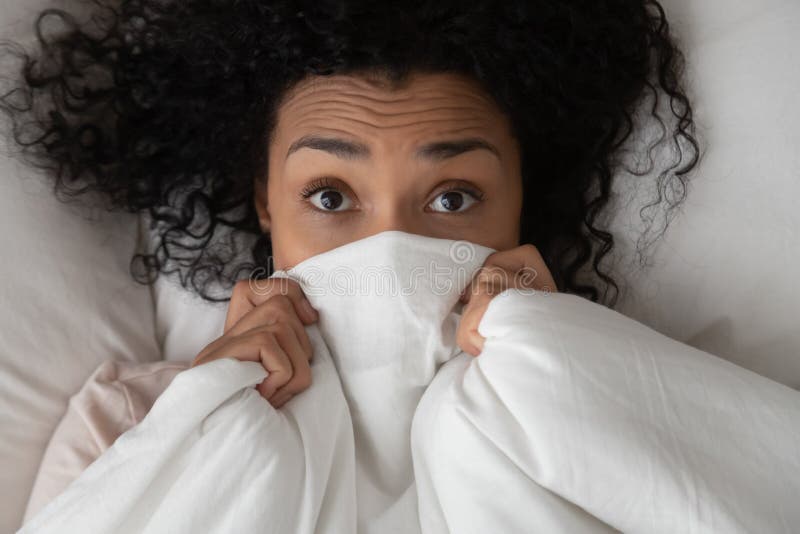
[192,71,557,409]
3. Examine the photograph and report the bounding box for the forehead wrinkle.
[281,79,500,115]
[326,116,493,131]
[283,88,497,113]
[334,87,496,107]
[283,88,413,109]
[287,90,497,113]
[288,100,496,121]
[303,90,416,106]
[275,74,517,161]
[288,115,492,137]
[284,99,498,131]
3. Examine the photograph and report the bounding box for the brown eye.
[308,188,352,211]
[428,189,479,213]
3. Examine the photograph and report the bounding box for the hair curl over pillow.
[0,0,701,305]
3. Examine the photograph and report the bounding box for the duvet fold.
[413,288,800,533]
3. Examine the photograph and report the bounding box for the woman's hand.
[456,244,557,356]
[191,277,318,409]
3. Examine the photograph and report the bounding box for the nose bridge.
[363,180,425,238]
[366,202,420,236]
[361,145,425,238]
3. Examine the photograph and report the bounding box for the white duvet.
[19,231,800,533]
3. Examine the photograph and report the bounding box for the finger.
[456,288,494,356]
[226,294,298,338]
[192,333,266,368]
[247,295,313,361]
[192,330,293,398]
[225,293,314,366]
[459,279,473,305]
[266,323,312,401]
[278,302,314,361]
[225,277,318,333]
[251,330,295,399]
[281,309,314,363]
[461,263,511,306]
[465,264,510,304]
[197,286,314,369]
[483,245,557,292]
[458,265,512,355]
[270,391,295,409]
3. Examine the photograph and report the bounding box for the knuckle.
[252,331,276,347]
[292,371,312,391]
[269,294,294,313]
[263,296,293,323]
[484,265,507,277]
[232,279,252,299]
[248,277,279,299]
[192,350,217,367]
[268,276,299,298]
[483,250,502,265]
[476,266,508,290]
[191,338,222,366]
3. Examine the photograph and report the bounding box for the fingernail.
[301,299,318,322]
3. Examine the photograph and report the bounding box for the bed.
[1,0,798,531]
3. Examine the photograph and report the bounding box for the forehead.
[272,71,513,148]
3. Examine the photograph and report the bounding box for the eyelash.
[299,177,338,199]
[439,184,486,203]
[299,177,486,209]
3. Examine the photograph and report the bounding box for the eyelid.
[300,176,358,201]
[429,180,485,203]
[300,176,335,198]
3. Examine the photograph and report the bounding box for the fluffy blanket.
[20,231,800,533]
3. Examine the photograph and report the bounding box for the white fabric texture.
[18,230,800,533]
[412,289,800,533]
[17,231,494,534]
[604,0,800,389]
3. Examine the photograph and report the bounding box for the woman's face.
[256,71,523,270]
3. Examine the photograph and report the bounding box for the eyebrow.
[285,134,501,162]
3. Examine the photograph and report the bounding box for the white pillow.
[606,0,800,388]
[0,156,161,533]
[148,267,226,364]
[0,3,160,530]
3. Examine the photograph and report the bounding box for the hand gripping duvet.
[19,231,800,534]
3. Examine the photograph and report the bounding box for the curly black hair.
[0,0,701,306]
